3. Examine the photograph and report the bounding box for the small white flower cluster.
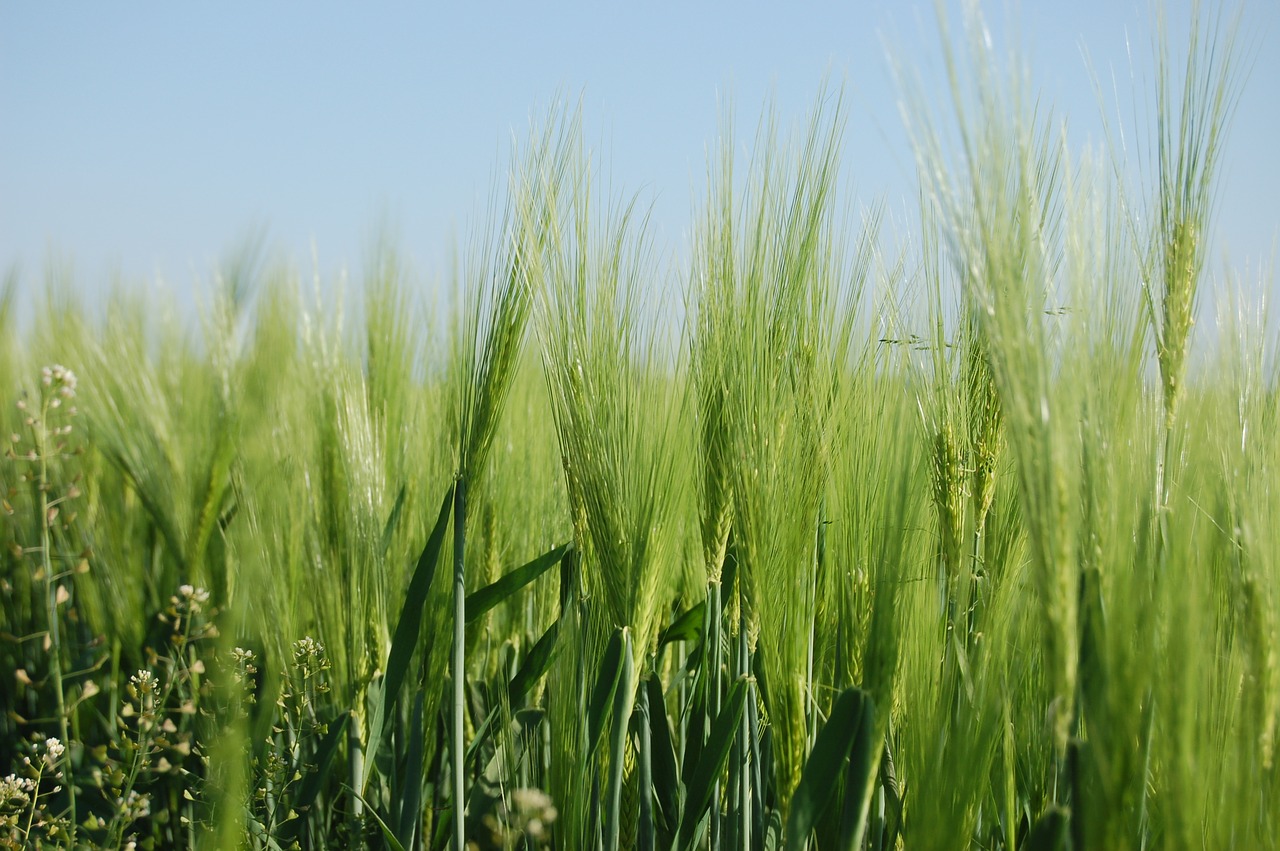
[478,787,559,847]
[174,584,211,615]
[292,636,325,663]
[0,772,37,803]
[16,738,65,776]
[117,789,150,821]
[231,646,258,673]
[42,738,64,764]
[290,636,330,691]
[124,670,161,723]
[510,787,558,840]
[130,669,159,695]
[40,365,77,409]
[231,646,259,702]
[41,364,77,392]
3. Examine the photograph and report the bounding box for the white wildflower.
[130,670,159,694]
[1,772,36,803]
[118,789,150,820]
[293,636,324,660]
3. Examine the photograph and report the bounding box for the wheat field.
[1,5,1275,850]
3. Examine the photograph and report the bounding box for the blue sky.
[2,2,1276,310]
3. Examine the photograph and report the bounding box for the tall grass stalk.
[530,125,686,847]
[1147,2,1243,433]
[692,93,856,820]
[906,0,1080,761]
[445,112,577,848]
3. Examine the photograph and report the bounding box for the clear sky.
[2,2,1276,312]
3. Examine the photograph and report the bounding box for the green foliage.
[0,5,1270,850]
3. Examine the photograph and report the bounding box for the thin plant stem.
[452,476,467,851]
[34,393,76,843]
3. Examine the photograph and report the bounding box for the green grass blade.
[187,425,235,596]
[508,617,562,705]
[1025,805,1070,851]
[465,542,571,624]
[395,690,427,849]
[878,739,904,851]
[604,628,636,851]
[558,546,580,612]
[646,675,681,844]
[680,674,709,788]
[430,807,453,851]
[589,627,627,762]
[349,786,409,851]
[464,618,562,771]
[281,711,351,843]
[380,484,408,558]
[658,601,706,647]
[383,483,455,722]
[637,675,655,851]
[365,482,454,789]
[677,676,749,851]
[836,691,878,851]
[786,687,873,850]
